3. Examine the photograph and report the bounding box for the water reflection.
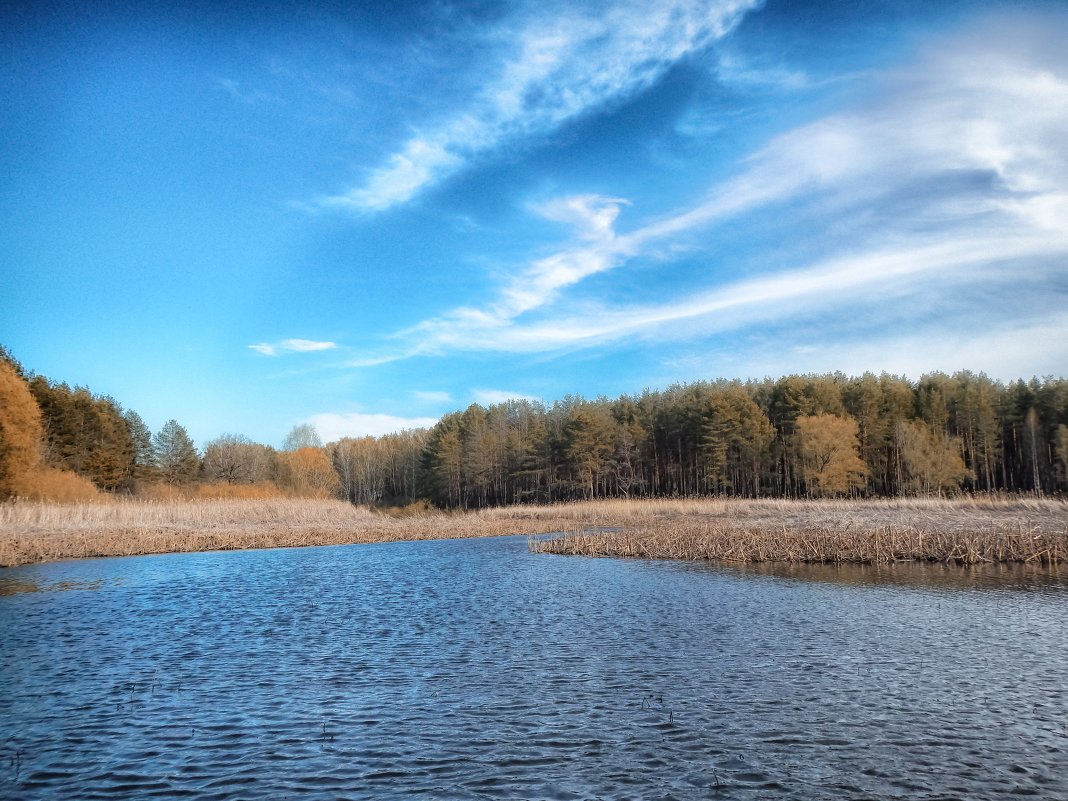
[0,577,121,596]
[712,559,1068,593]
[1,536,1066,800]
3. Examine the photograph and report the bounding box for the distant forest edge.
[2,346,1067,506]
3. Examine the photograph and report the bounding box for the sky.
[2,0,1067,448]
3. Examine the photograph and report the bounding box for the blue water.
[1,535,1066,800]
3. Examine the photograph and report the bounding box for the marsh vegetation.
[0,498,583,567]
[529,497,1068,565]
[1,495,1064,568]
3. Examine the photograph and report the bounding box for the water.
[1,536,1067,800]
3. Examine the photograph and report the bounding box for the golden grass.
[9,468,100,503]
[528,496,1068,566]
[0,497,584,567]
[1,496,1065,568]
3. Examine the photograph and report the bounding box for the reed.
[1,496,1064,568]
[528,497,1068,565]
[0,498,581,567]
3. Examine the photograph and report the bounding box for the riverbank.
[0,498,587,567]
[1,496,1065,567]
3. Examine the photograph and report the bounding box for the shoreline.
[2,496,1066,569]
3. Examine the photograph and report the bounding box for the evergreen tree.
[27,379,135,490]
[699,386,774,496]
[560,403,615,500]
[153,420,199,485]
[123,409,156,480]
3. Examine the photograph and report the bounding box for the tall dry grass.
[9,468,100,503]
[1,495,1065,568]
[0,497,583,567]
[528,496,1068,565]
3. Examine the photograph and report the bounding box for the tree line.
[3,345,1067,504]
[0,349,340,500]
[415,373,1068,506]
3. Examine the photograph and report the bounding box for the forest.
[2,346,1067,506]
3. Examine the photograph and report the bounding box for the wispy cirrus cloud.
[439,231,1067,354]
[321,0,761,212]
[360,14,1068,370]
[249,338,338,357]
[663,311,1068,384]
[388,192,630,357]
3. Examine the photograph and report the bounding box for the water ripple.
[1,538,1067,799]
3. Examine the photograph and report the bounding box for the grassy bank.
[529,497,1068,565]
[1,496,1065,568]
[0,498,586,567]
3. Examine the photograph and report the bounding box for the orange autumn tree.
[276,447,341,498]
[0,353,98,501]
[0,355,42,496]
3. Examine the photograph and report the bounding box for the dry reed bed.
[0,498,583,568]
[529,497,1068,565]
[1,496,1065,568]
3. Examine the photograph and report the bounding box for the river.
[1,535,1066,800]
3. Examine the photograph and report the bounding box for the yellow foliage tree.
[896,419,973,496]
[0,357,44,497]
[795,413,868,497]
[0,357,97,501]
[276,447,341,498]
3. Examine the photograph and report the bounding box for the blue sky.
[3,0,1066,448]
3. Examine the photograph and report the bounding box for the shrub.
[13,468,99,502]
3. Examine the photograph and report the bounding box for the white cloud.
[397,230,1066,355]
[533,194,630,241]
[369,15,1068,369]
[323,0,761,211]
[249,339,338,357]
[472,389,541,405]
[714,53,811,91]
[282,338,337,352]
[664,311,1068,384]
[384,193,630,358]
[323,139,461,212]
[307,412,440,442]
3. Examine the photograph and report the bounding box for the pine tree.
[153,420,199,485]
[123,409,156,479]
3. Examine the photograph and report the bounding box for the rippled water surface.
[2,536,1067,800]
